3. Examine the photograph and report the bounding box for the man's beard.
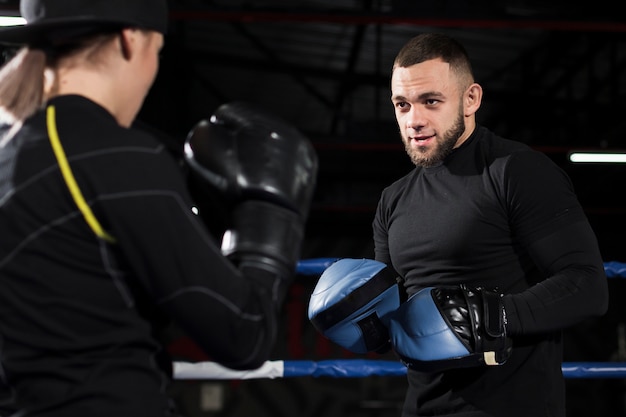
[404,109,465,168]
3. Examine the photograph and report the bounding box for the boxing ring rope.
[172,258,626,381]
[173,360,626,380]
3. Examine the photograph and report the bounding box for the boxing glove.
[389,284,512,372]
[308,258,404,354]
[184,102,318,285]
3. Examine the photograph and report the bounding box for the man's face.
[391,58,468,167]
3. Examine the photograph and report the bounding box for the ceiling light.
[0,16,24,26]
[569,152,626,163]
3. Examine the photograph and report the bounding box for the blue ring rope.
[297,258,626,278]
[282,360,626,379]
[173,359,626,379]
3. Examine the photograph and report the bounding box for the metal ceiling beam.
[169,10,626,33]
[228,20,335,109]
[0,2,622,32]
[330,24,367,134]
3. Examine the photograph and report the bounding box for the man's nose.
[406,107,425,130]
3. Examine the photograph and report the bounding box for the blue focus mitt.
[308,258,403,354]
[389,285,512,372]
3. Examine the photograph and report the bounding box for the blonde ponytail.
[0,47,46,125]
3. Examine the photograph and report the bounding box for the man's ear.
[464,83,483,116]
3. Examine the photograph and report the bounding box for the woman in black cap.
[0,1,317,416]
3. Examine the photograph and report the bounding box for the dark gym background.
[2,0,625,415]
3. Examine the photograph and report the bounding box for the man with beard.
[372,33,608,416]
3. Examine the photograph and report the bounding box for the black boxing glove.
[184,102,318,295]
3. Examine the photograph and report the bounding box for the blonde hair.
[0,48,46,126]
[0,31,120,138]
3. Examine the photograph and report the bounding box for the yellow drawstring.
[46,105,116,244]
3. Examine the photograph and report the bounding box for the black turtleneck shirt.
[373,125,608,417]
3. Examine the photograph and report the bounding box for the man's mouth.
[411,134,435,145]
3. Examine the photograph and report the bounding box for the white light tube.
[0,16,24,26]
[569,152,626,163]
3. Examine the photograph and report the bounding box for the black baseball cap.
[0,0,168,46]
